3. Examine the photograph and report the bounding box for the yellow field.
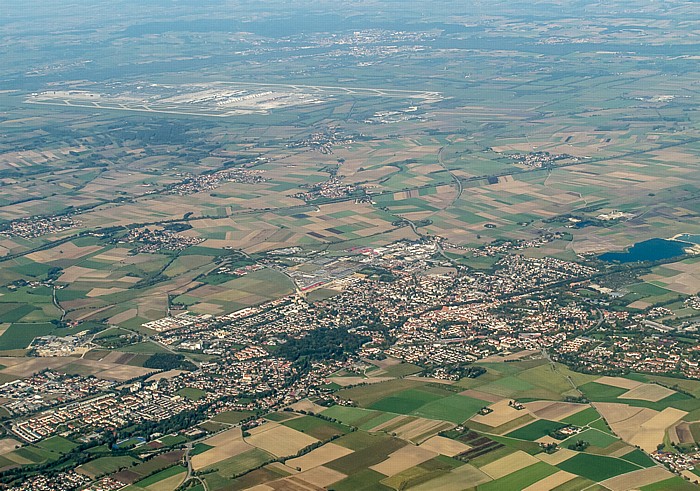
[480,450,540,479]
[145,470,186,491]
[191,428,252,470]
[285,443,353,472]
[526,401,589,422]
[245,422,319,457]
[594,376,642,390]
[27,243,102,263]
[600,466,674,491]
[629,407,687,452]
[418,435,471,457]
[294,466,347,488]
[330,376,393,387]
[391,417,454,444]
[370,445,438,476]
[471,399,526,427]
[522,471,577,491]
[618,384,676,402]
[536,448,579,466]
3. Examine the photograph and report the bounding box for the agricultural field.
[180,361,688,490]
[1,0,700,490]
[0,356,695,490]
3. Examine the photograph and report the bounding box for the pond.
[598,238,689,263]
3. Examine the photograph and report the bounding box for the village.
[2,239,700,490]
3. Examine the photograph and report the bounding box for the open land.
[1,0,700,490]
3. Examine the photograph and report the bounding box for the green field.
[177,387,207,401]
[478,462,558,491]
[640,477,700,491]
[282,415,349,440]
[411,394,487,423]
[331,468,393,491]
[506,420,567,441]
[368,388,444,414]
[35,436,77,454]
[1,3,700,491]
[205,448,274,478]
[578,382,700,412]
[619,449,657,468]
[326,437,406,474]
[337,379,424,406]
[133,465,186,487]
[379,362,422,377]
[211,410,256,424]
[0,323,58,349]
[561,407,600,426]
[556,453,641,482]
[192,443,213,456]
[320,406,381,426]
[561,428,619,449]
[221,465,291,491]
[78,456,141,477]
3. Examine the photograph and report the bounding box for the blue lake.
[599,238,689,263]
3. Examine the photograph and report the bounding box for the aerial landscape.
[1,0,700,489]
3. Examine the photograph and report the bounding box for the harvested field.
[191,428,252,470]
[392,417,453,444]
[629,407,687,452]
[246,423,319,458]
[460,389,502,403]
[594,402,653,425]
[405,375,455,385]
[112,469,142,484]
[536,447,579,466]
[146,369,186,382]
[418,435,471,456]
[471,399,529,427]
[522,470,577,491]
[619,384,676,402]
[370,445,438,476]
[86,287,125,297]
[109,309,137,325]
[595,403,661,446]
[408,463,492,490]
[294,466,346,488]
[0,357,73,376]
[479,450,540,479]
[287,399,327,414]
[479,350,540,363]
[600,466,674,491]
[279,475,327,490]
[370,415,410,433]
[94,365,156,381]
[27,243,101,263]
[674,422,694,445]
[337,378,423,406]
[370,356,403,368]
[0,438,21,455]
[57,266,111,283]
[526,401,589,422]
[595,377,643,390]
[285,443,353,472]
[330,376,393,387]
[101,351,136,364]
[0,357,26,367]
